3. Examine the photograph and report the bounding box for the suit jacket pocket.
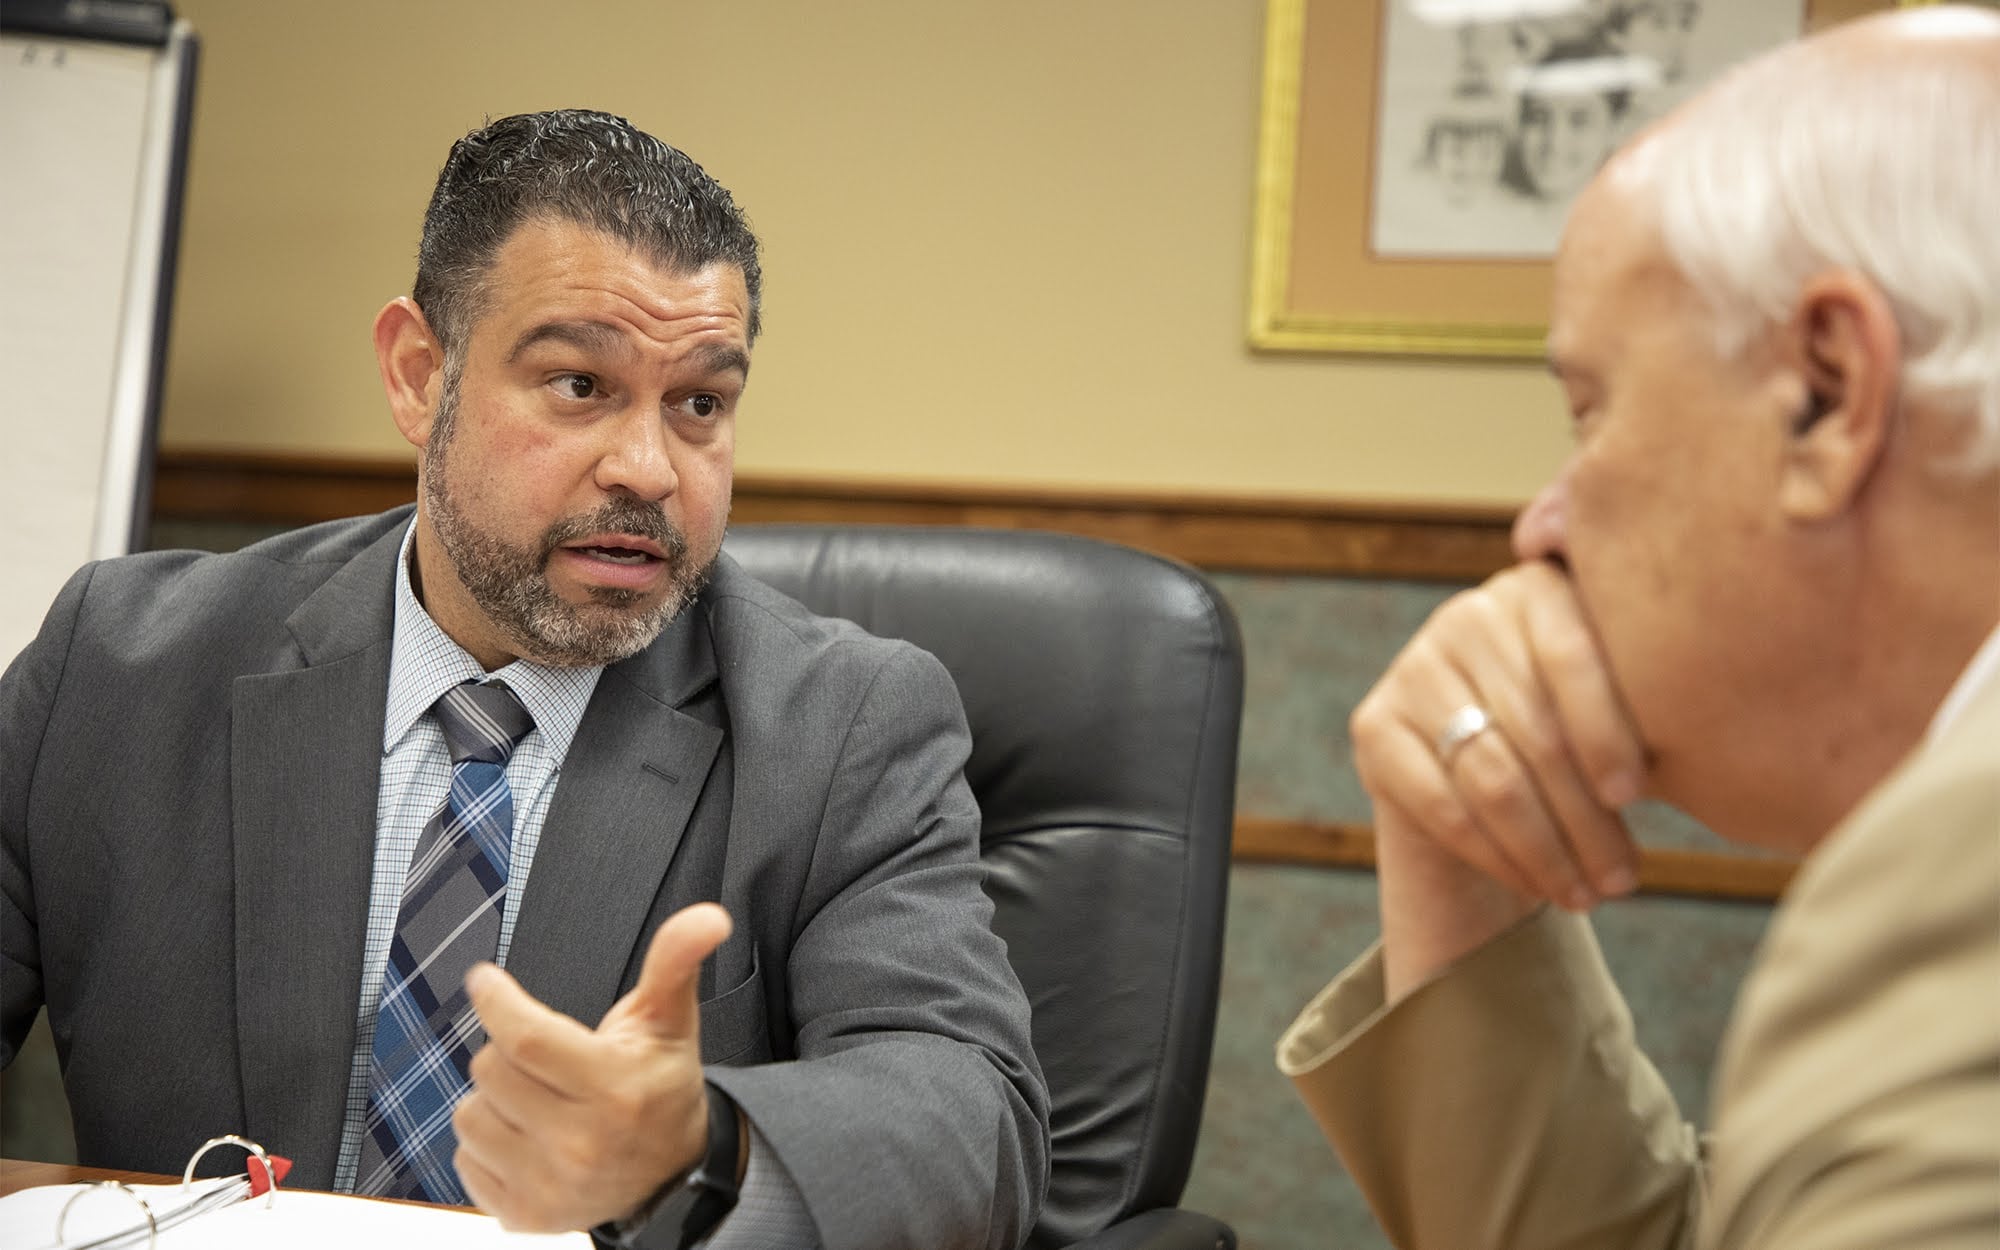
[699,947,771,1066]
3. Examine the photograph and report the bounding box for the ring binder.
[180,1135,280,1207]
[31,1135,289,1249]
[54,1182,156,1250]
[1,1134,591,1247]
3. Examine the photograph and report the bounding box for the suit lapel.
[231,524,401,1184]
[507,597,722,1028]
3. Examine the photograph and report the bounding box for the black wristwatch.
[593,1081,742,1250]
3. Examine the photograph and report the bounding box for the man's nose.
[1511,472,1569,564]
[596,413,678,501]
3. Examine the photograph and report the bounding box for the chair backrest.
[721,524,1242,1247]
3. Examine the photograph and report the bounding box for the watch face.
[648,1177,704,1232]
[621,1167,734,1248]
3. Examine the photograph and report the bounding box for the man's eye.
[687,394,720,418]
[552,374,597,400]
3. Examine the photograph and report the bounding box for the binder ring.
[55,1181,158,1249]
[182,1133,279,1209]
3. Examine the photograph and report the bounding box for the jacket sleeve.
[701,641,1051,1250]
[1277,908,1701,1250]
[1,563,95,1068]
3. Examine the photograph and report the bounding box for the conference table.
[1,1157,156,1195]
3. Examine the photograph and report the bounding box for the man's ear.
[374,297,444,450]
[1777,272,1901,522]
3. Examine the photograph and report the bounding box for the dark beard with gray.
[422,386,714,668]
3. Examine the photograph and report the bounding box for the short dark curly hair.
[411,109,763,358]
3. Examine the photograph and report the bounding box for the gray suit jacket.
[0,508,1049,1250]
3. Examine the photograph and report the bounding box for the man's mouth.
[563,533,669,565]
[575,545,660,565]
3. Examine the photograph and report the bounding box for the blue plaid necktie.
[355,680,534,1203]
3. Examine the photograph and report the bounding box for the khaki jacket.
[1279,675,2000,1249]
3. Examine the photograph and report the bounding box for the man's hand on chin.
[453,903,733,1232]
[1347,562,1648,1000]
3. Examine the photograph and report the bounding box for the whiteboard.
[0,13,197,666]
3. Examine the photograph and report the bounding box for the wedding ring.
[1435,703,1494,767]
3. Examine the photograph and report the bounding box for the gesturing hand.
[454,903,733,1233]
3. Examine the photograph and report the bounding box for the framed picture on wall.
[1247,0,1914,359]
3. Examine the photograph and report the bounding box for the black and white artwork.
[1369,0,1802,258]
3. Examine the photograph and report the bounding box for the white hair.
[1641,7,2000,471]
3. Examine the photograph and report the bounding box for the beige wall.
[162,0,1569,507]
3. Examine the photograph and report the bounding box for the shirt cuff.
[694,1120,819,1249]
[1276,905,1551,1079]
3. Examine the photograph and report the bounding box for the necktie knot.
[433,681,534,766]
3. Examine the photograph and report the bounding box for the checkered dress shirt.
[332,522,600,1191]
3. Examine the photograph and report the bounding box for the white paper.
[0,1182,591,1249]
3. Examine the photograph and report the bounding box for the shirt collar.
[1928,623,2000,742]
[384,519,601,762]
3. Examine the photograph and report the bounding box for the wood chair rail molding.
[1235,816,1796,903]
[150,449,1517,581]
[149,451,1790,902]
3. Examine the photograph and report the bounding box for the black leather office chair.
[722,525,1241,1250]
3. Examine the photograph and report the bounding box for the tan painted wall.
[161,0,1569,507]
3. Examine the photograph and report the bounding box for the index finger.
[1427,566,1638,903]
[466,962,598,1089]
[1516,562,1647,809]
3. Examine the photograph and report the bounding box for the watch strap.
[592,1081,742,1250]
[674,1082,741,1249]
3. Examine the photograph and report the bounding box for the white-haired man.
[1280,8,1998,1248]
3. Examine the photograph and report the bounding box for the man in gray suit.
[0,110,1048,1250]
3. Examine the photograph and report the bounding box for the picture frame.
[1247,0,1918,359]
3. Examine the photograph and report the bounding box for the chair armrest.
[1062,1207,1237,1250]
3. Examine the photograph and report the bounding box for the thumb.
[601,902,733,1044]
